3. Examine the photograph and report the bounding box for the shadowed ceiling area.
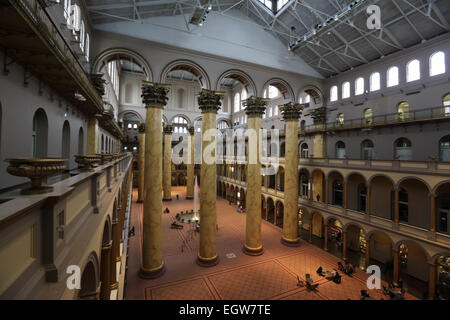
[86,0,450,78]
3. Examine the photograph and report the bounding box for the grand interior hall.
[0,0,449,305]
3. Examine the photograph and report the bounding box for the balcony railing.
[302,105,450,133]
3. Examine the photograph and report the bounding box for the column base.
[280,237,301,247]
[242,244,264,256]
[163,198,172,202]
[109,282,119,290]
[196,254,219,267]
[139,263,166,279]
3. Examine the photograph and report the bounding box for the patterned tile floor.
[125,187,419,300]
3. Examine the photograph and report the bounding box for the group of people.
[338,261,355,275]
[316,266,342,284]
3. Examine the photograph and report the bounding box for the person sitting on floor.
[316,266,324,276]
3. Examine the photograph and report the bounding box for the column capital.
[187,126,195,136]
[280,102,304,121]
[163,124,174,134]
[138,123,145,133]
[141,81,171,108]
[243,96,270,117]
[309,106,327,124]
[198,89,224,113]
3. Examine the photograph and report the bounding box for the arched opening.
[439,135,450,162]
[435,182,450,235]
[370,175,394,220]
[397,241,429,299]
[367,231,393,281]
[361,139,374,160]
[398,178,430,228]
[397,101,410,121]
[32,108,48,158]
[298,208,310,241]
[298,169,309,198]
[328,171,344,207]
[345,224,367,270]
[275,201,284,228]
[326,217,344,259]
[406,59,421,82]
[268,170,276,190]
[78,259,98,300]
[363,108,373,125]
[300,142,309,158]
[267,198,275,224]
[394,137,412,160]
[62,121,71,169]
[312,169,325,202]
[335,141,346,159]
[261,196,266,220]
[430,51,445,77]
[276,166,284,192]
[347,173,367,212]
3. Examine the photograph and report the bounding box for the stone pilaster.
[186,126,195,199]
[163,125,174,201]
[137,123,145,203]
[100,241,112,300]
[280,102,304,247]
[139,81,170,279]
[242,96,268,256]
[197,89,224,267]
[87,117,99,154]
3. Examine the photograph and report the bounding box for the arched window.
[358,183,367,212]
[336,113,344,126]
[300,173,309,198]
[305,94,310,104]
[394,137,412,160]
[364,108,373,125]
[332,180,344,206]
[62,121,71,168]
[399,188,408,222]
[370,72,380,92]
[440,135,450,162]
[330,85,338,102]
[442,93,450,116]
[127,123,132,129]
[397,101,409,121]
[387,66,399,87]
[342,82,350,99]
[172,116,188,133]
[32,108,48,158]
[361,139,374,160]
[133,123,138,129]
[355,77,364,95]
[125,83,133,103]
[241,88,248,110]
[335,141,346,159]
[437,194,450,234]
[300,143,309,158]
[234,92,240,113]
[178,88,185,109]
[78,127,84,155]
[267,85,281,99]
[430,51,445,76]
[406,59,420,82]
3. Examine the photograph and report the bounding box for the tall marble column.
[280,102,304,247]
[87,117,99,154]
[197,89,224,267]
[186,126,195,199]
[163,125,174,201]
[242,96,268,256]
[139,82,170,279]
[137,124,145,203]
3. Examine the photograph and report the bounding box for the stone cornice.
[141,81,171,108]
[243,96,270,117]
[280,102,304,121]
[198,89,224,113]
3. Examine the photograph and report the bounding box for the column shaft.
[186,131,195,199]
[428,263,436,300]
[198,112,219,266]
[393,250,399,285]
[394,189,399,223]
[281,120,300,246]
[244,114,263,255]
[163,131,172,201]
[430,194,436,232]
[110,221,119,290]
[137,131,145,203]
[140,107,165,278]
[100,241,112,300]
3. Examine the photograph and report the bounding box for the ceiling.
[85,0,450,78]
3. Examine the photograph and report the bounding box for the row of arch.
[93,48,321,103]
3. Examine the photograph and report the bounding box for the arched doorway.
[298,207,311,241]
[32,108,48,158]
[344,224,367,270]
[267,198,275,224]
[310,212,324,248]
[78,257,99,300]
[62,120,71,169]
[275,201,284,228]
[326,217,344,259]
[367,231,393,278]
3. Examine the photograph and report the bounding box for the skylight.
[258,0,290,13]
